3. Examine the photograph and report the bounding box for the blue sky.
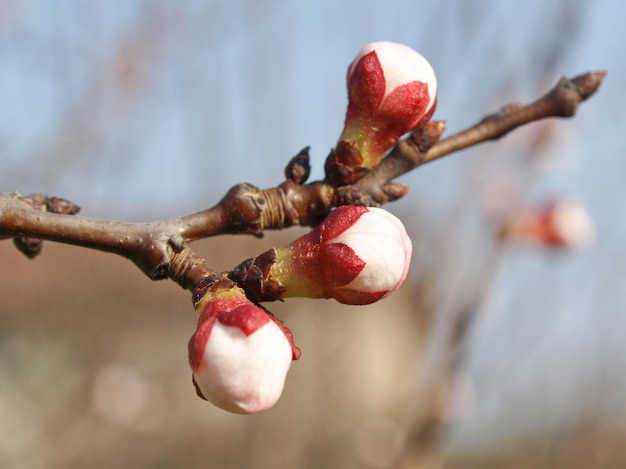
[2,0,619,217]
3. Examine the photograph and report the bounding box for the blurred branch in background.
[2,3,172,191]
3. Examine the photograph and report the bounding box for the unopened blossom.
[231,206,412,306]
[501,198,594,249]
[188,284,300,414]
[326,41,437,184]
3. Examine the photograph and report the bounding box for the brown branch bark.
[0,71,605,292]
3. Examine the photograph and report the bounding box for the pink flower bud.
[326,42,437,184]
[188,286,300,414]
[501,198,594,249]
[272,206,412,305]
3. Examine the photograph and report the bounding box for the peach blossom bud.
[188,285,300,414]
[501,198,594,249]
[326,41,437,184]
[271,206,412,305]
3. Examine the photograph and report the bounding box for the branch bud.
[326,41,437,185]
[188,285,300,414]
[500,198,594,249]
[232,206,412,305]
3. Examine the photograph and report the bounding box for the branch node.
[409,120,447,154]
[168,234,185,252]
[258,188,288,230]
[228,248,285,303]
[382,183,410,202]
[335,184,383,207]
[572,71,606,101]
[284,147,311,184]
[13,237,44,259]
[9,193,81,259]
[167,244,213,291]
[220,183,266,234]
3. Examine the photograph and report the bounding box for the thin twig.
[353,71,606,203]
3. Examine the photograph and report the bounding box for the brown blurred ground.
[0,232,433,469]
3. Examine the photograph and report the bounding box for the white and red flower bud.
[188,285,300,414]
[271,206,412,305]
[501,198,594,249]
[326,41,437,184]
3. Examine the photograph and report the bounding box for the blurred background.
[0,0,623,467]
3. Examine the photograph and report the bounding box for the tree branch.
[0,71,605,291]
[350,71,606,204]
